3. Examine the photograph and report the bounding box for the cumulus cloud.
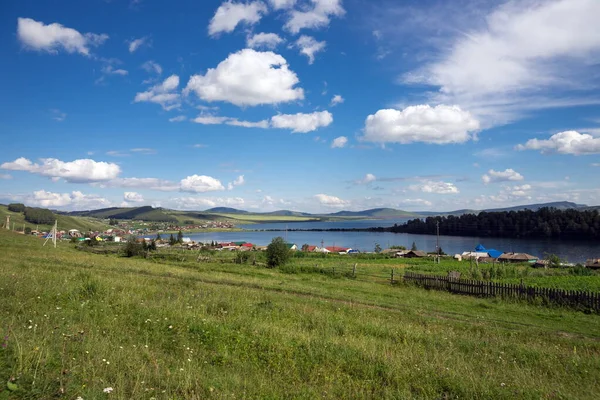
[363,105,480,144]
[296,35,326,64]
[208,1,268,36]
[17,17,108,56]
[482,169,525,184]
[331,136,347,148]
[184,49,304,107]
[192,115,229,125]
[226,118,269,128]
[408,181,459,194]
[402,0,600,124]
[516,130,600,155]
[227,175,245,190]
[314,193,349,208]
[124,192,144,203]
[271,110,333,133]
[284,0,345,33]
[247,32,284,49]
[399,198,433,207]
[268,0,296,9]
[330,94,344,107]
[128,36,149,52]
[180,175,225,193]
[134,74,180,110]
[1,157,121,183]
[16,190,111,210]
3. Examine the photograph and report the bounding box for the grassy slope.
[1,230,600,399]
[0,205,108,232]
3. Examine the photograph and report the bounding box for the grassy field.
[0,205,108,233]
[1,230,600,399]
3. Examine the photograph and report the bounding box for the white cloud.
[516,130,600,155]
[247,32,284,49]
[128,37,148,53]
[356,173,376,185]
[180,175,225,193]
[17,17,108,56]
[592,163,600,167]
[171,197,217,209]
[507,184,532,197]
[141,60,162,75]
[284,0,345,34]
[363,105,480,144]
[331,136,347,148]
[399,198,433,207]
[271,110,332,133]
[192,115,229,125]
[330,94,344,107]
[295,35,326,64]
[227,175,245,190]
[103,177,179,192]
[124,192,144,203]
[50,109,67,122]
[130,148,156,155]
[482,169,524,184]
[134,74,180,110]
[314,193,349,208]
[403,0,600,124]
[101,65,128,76]
[169,116,187,122]
[1,157,121,183]
[0,174,12,180]
[208,1,268,36]
[16,190,111,210]
[193,144,208,148]
[226,118,270,128]
[409,181,459,194]
[184,49,304,107]
[268,0,296,9]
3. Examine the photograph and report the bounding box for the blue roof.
[487,249,503,258]
[475,244,486,251]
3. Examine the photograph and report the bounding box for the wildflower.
[500,383,506,387]
[168,325,173,329]
[76,397,84,400]
[103,387,113,393]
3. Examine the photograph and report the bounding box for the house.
[534,260,550,268]
[241,243,254,249]
[403,250,427,258]
[285,243,298,251]
[498,253,538,263]
[585,259,600,269]
[303,245,317,252]
[325,246,349,253]
[314,247,330,253]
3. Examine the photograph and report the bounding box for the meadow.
[1,230,600,399]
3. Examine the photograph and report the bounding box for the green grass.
[0,205,108,233]
[1,230,600,399]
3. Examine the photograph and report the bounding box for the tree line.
[379,208,600,239]
[9,203,56,225]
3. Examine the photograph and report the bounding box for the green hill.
[67,206,177,223]
[327,208,419,218]
[0,204,108,232]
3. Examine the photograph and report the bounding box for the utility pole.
[436,220,440,264]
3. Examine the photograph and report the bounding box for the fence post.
[353,263,357,277]
[391,268,395,285]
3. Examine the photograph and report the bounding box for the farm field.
[1,230,600,399]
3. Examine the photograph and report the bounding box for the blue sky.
[1,0,599,213]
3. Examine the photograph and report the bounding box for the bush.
[235,251,250,264]
[8,203,25,213]
[124,238,144,257]
[266,237,290,268]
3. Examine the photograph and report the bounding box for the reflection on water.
[155,220,598,263]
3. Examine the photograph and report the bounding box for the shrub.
[235,251,250,264]
[124,238,144,257]
[266,237,290,268]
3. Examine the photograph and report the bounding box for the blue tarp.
[487,249,503,259]
[475,244,486,251]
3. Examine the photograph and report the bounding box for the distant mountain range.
[57,201,598,222]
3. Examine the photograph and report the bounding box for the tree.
[24,227,32,234]
[109,218,118,226]
[8,203,25,213]
[374,243,382,253]
[301,243,310,252]
[411,242,417,251]
[169,234,176,246]
[23,207,55,225]
[124,237,144,257]
[177,230,184,244]
[545,253,561,268]
[156,233,162,241]
[266,237,290,268]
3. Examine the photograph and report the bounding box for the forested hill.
[380,208,600,239]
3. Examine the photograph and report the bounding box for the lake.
[155,219,600,263]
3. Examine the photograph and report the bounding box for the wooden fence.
[403,272,600,311]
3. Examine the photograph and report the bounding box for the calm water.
[153,220,599,263]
